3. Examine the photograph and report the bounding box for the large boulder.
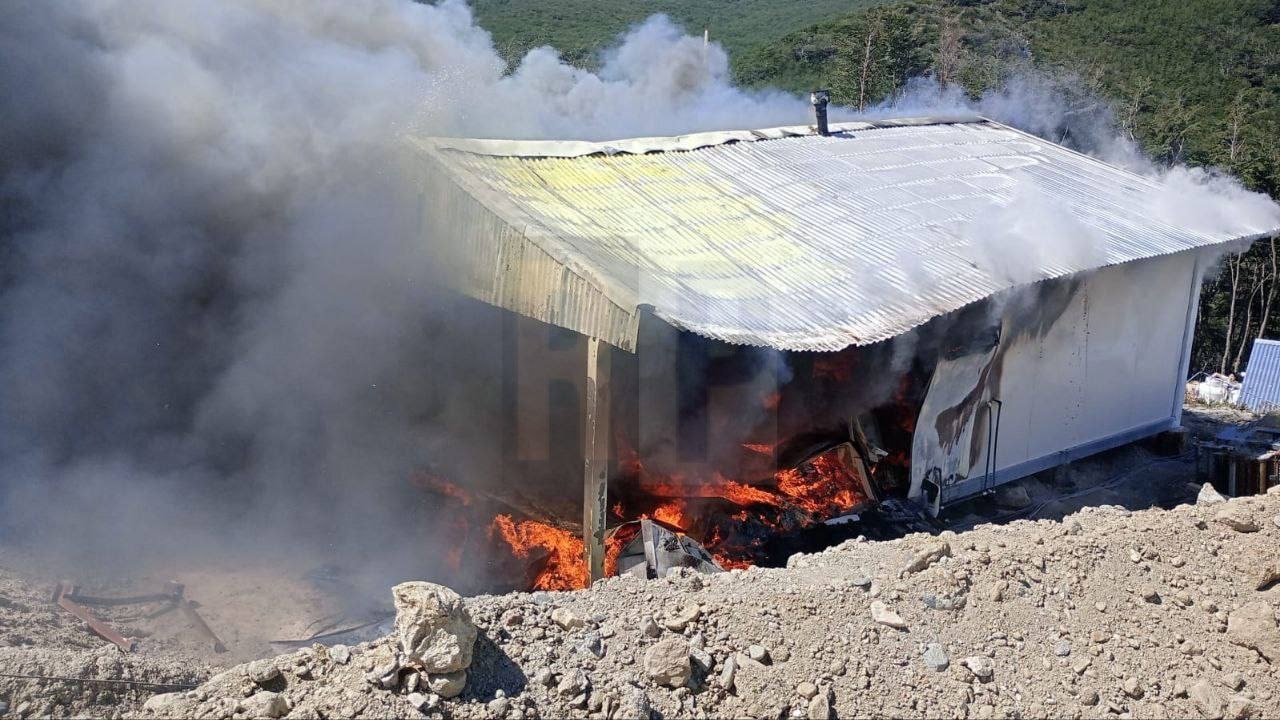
[392,582,478,673]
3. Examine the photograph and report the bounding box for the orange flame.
[491,514,587,591]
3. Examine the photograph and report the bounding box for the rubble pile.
[117,485,1280,719]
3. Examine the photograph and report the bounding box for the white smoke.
[871,74,1280,284]
[0,0,812,582]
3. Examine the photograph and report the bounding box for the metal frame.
[582,337,610,582]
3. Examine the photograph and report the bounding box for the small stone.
[557,669,589,697]
[719,655,737,690]
[329,645,351,665]
[241,691,289,719]
[1255,564,1280,591]
[1122,676,1144,699]
[690,646,714,673]
[1190,680,1225,718]
[851,574,872,589]
[534,668,554,687]
[406,693,438,712]
[488,697,511,715]
[1090,630,1110,644]
[551,607,585,630]
[961,656,994,681]
[640,615,661,638]
[1053,641,1071,657]
[1139,585,1161,604]
[1072,658,1092,675]
[580,630,604,658]
[902,539,952,574]
[142,693,190,714]
[922,643,950,671]
[644,636,692,688]
[245,659,280,685]
[664,604,701,632]
[808,691,832,720]
[1198,483,1227,505]
[427,670,467,699]
[984,581,1008,603]
[1222,672,1245,691]
[870,601,907,630]
[748,644,771,663]
[1078,689,1099,706]
[1171,556,1186,568]
[1215,506,1260,533]
[796,681,818,699]
[1129,549,1143,563]
[500,609,523,627]
[773,646,791,662]
[1226,696,1254,719]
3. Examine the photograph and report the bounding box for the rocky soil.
[120,484,1280,720]
[0,565,210,718]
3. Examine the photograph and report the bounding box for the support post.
[583,337,610,583]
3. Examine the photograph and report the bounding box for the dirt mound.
[120,487,1280,719]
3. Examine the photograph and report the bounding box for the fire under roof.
[409,117,1278,352]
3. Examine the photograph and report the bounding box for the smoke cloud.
[0,1,813,583]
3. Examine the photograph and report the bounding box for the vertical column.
[583,337,610,583]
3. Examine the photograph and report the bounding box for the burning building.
[404,114,1280,589]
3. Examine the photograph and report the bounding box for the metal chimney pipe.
[810,89,830,136]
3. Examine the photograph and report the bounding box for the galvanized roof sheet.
[409,118,1279,352]
[1241,339,1280,413]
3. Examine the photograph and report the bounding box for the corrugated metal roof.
[1240,339,1280,413]
[408,118,1279,352]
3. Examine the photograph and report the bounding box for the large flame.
[470,441,876,592]
[491,514,588,591]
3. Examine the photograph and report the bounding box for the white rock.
[329,644,351,665]
[427,670,467,699]
[240,691,289,719]
[639,615,661,637]
[644,636,692,688]
[557,669,588,697]
[392,582,477,673]
[870,601,907,630]
[962,656,994,681]
[244,659,280,685]
[1198,483,1227,505]
[922,643,949,671]
[663,604,701,632]
[551,607,585,630]
[747,644,771,663]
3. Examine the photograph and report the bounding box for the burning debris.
[612,519,722,579]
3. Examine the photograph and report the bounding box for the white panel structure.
[911,250,1200,510]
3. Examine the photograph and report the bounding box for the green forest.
[472,0,1280,377]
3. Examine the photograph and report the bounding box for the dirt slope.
[121,485,1280,720]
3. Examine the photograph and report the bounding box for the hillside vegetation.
[469,0,887,69]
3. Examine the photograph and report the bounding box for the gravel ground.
[128,485,1280,720]
[0,566,211,718]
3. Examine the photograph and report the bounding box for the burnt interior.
[406,288,1038,593]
